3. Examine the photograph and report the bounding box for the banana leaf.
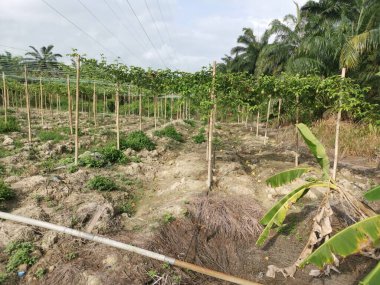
[301,215,380,268]
[256,182,328,246]
[364,185,380,201]
[296,123,330,180]
[360,262,380,285]
[266,167,311,188]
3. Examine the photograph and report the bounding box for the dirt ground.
[0,109,379,285]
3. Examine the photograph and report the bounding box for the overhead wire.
[124,0,168,69]
[101,0,149,53]
[41,0,119,59]
[77,0,142,64]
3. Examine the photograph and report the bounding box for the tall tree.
[24,45,62,71]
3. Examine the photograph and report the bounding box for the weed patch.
[120,131,155,151]
[5,242,37,272]
[154,125,184,142]
[87,176,117,191]
[0,117,20,133]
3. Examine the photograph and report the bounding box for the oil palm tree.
[0,51,22,74]
[254,2,307,76]
[228,27,269,73]
[24,45,62,71]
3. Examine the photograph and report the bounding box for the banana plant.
[300,184,380,285]
[256,123,333,246]
[256,123,379,280]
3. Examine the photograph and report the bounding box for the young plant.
[257,123,379,280]
[87,176,117,191]
[120,131,156,151]
[5,242,37,272]
[154,125,184,142]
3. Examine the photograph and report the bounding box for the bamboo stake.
[332,68,346,180]
[116,84,120,150]
[128,85,131,116]
[39,77,44,126]
[277,98,282,126]
[295,93,300,166]
[264,96,271,145]
[147,96,150,118]
[74,56,80,165]
[103,90,106,118]
[139,91,142,131]
[67,75,73,135]
[170,97,173,121]
[154,96,157,129]
[24,66,32,143]
[93,82,97,127]
[164,95,167,121]
[207,61,216,190]
[2,72,7,123]
[0,211,260,285]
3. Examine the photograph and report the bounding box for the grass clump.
[87,176,117,191]
[100,146,126,164]
[183,119,196,127]
[154,125,184,142]
[38,130,66,142]
[0,117,20,133]
[0,181,15,202]
[120,131,156,151]
[5,242,37,272]
[192,127,206,144]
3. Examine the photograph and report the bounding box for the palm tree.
[228,28,269,73]
[0,51,23,74]
[24,45,62,71]
[255,2,308,76]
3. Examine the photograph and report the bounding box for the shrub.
[192,133,206,144]
[120,131,156,151]
[79,152,107,168]
[0,117,20,133]
[5,242,37,272]
[154,125,184,142]
[192,127,206,144]
[183,119,196,127]
[87,176,117,191]
[0,181,15,202]
[38,130,66,142]
[100,146,126,164]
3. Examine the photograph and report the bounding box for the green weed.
[183,119,196,127]
[38,130,66,142]
[0,117,20,133]
[154,125,184,142]
[87,176,117,191]
[5,242,37,272]
[0,181,15,202]
[120,131,156,151]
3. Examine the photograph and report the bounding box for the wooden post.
[264,96,271,144]
[147,96,150,118]
[256,111,260,137]
[24,66,32,143]
[207,61,216,190]
[74,56,80,165]
[237,105,240,124]
[295,93,300,166]
[103,90,106,118]
[139,91,142,131]
[39,77,44,126]
[93,82,97,127]
[332,68,346,180]
[154,96,157,129]
[277,98,282,126]
[164,95,167,121]
[128,85,131,116]
[115,84,120,150]
[2,72,7,123]
[170,97,173,121]
[67,75,73,135]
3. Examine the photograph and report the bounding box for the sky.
[0,0,308,72]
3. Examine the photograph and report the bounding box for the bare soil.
[0,109,379,285]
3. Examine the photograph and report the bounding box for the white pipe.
[0,211,261,285]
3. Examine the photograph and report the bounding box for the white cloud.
[0,0,308,72]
